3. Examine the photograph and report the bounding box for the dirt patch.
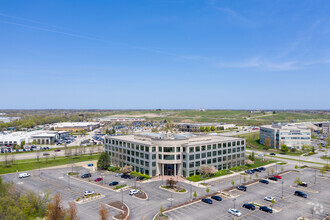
[108,201,129,220]
[134,191,147,199]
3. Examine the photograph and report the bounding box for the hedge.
[129,171,151,179]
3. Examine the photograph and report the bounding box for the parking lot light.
[233,198,236,209]
[281,181,284,198]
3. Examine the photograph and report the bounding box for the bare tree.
[166,178,178,189]
[46,193,65,220]
[120,165,132,175]
[98,204,110,220]
[65,202,78,220]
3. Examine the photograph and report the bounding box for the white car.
[129,189,140,196]
[84,191,95,196]
[18,173,30,178]
[264,196,276,202]
[115,173,123,177]
[228,208,242,217]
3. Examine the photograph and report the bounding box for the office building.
[104,133,245,177]
[175,123,236,132]
[260,123,311,150]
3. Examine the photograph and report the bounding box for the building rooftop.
[261,123,310,130]
[52,122,99,128]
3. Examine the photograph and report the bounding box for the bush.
[177,188,186,192]
[76,198,80,202]
[115,184,126,190]
[129,171,151,179]
[108,166,120,172]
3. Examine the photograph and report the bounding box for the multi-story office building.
[175,123,236,132]
[260,123,311,150]
[104,133,245,177]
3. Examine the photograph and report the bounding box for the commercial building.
[260,123,311,150]
[51,122,99,132]
[314,122,330,134]
[175,123,236,132]
[104,133,245,177]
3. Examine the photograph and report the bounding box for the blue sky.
[0,0,329,109]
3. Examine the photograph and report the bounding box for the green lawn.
[0,154,99,174]
[187,170,231,182]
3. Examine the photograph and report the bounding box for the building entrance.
[164,164,174,176]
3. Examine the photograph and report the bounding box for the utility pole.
[314,169,316,184]
[190,180,192,201]
[281,181,284,198]
[233,198,236,209]
[68,174,70,188]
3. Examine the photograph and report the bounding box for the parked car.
[211,195,222,201]
[250,169,255,173]
[259,179,269,184]
[264,196,276,202]
[259,167,266,171]
[121,174,130,179]
[237,185,247,191]
[253,168,261,172]
[43,153,50,156]
[274,175,282,179]
[298,182,308,187]
[202,198,213,204]
[81,173,91,178]
[54,149,61,152]
[84,191,95,196]
[109,181,119,186]
[268,177,278,181]
[259,206,273,213]
[129,189,140,196]
[94,178,103,182]
[270,153,276,156]
[137,176,144,181]
[87,163,93,167]
[115,173,123,177]
[245,170,253,174]
[228,208,242,217]
[243,203,255,210]
[18,173,30,178]
[294,191,307,198]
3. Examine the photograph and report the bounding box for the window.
[213,144,216,149]
[176,154,180,160]
[218,143,222,148]
[228,155,231,160]
[202,145,206,151]
[131,151,135,156]
[140,153,144,158]
[127,150,130,155]
[213,158,217,163]
[223,150,226,154]
[202,153,206,158]
[136,152,139,157]
[207,159,211,164]
[228,149,231,154]
[196,154,200,159]
[228,142,231,147]
[237,141,240,146]
[196,146,200,152]
[127,143,130,148]
[223,143,227,148]
[189,147,194,153]
[131,158,135,163]
[152,147,156,152]
[131,144,135,149]
[140,160,144,165]
[136,145,139,150]
[145,154,149,159]
[183,162,186,168]
[164,155,175,160]
[189,162,194,168]
[201,160,206,165]
[218,150,222,155]
[127,156,130,161]
[195,161,200,167]
[176,147,180,152]
[213,151,217,156]
[164,147,174,152]
[223,156,226,161]
[233,148,236,153]
[207,152,211,157]
[158,154,162,159]
[159,147,162,152]
[183,154,186,160]
[152,162,156,167]
[141,145,144,151]
[207,145,211,150]
[136,159,139,164]
[232,142,236,146]
[145,146,149,152]
[218,157,222,162]
[152,154,156,160]
[189,155,194,160]
[183,147,186,152]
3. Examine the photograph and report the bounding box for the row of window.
[106,139,155,152]
[183,160,244,176]
[281,137,310,140]
[183,154,243,168]
[187,141,244,153]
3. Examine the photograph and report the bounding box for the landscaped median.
[108,201,130,220]
[75,193,105,204]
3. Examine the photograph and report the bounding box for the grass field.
[0,154,99,174]
[105,110,330,125]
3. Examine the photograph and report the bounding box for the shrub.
[76,198,80,202]
[108,166,120,172]
[129,171,151,179]
[177,188,186,192]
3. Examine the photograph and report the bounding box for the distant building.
[313,122,330,134]
[98,117,145,122]
[51,122,99,132]
[260,123,311,150]
[104,133,245,177]
[175,123,236,132]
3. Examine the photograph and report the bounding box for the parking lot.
[165,168,330,220]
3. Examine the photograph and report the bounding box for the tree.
[21,141,25,149]
[231,180,235,187]
[270,199,276,209]
[205,127,210,132]
[98,204,109,220]
[255,173,259,179]
[210,126,215,131]
[120,165,132,175]
[65,202,78,220]
[270,168,275,175]
[166,178,178,189]
[200,126,205,132]
[280,145,289,153]
[243,176,247,183]
[294,177,302,186]
[302,145,313,153]
[248,152,255,161]
[249,176,252,181]
[193,190,197,199]
[295,165,299,169]
[318,144,323,151]
[200,165,217,177]
[46,193,65,220]
[206,188,210,193]
[159,206,164,216]
[31,141,37,145]
[264,138,271,148]
[97,152,110,170]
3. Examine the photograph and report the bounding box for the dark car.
[260,179,269,184]
[109,181,119,186]
[270,153,276,156]
[121,174,130,179]
[243,203,255,210]
[250,169,255,173]
[202,198,213,204]
[253,168,261,172]
[294,191,307,198]
[259,167,266,171]
[260,206,273,213]
[245,170,253,174]
[237,185,247,191]
[211,195,222,201]
[94,177,103,182]
[268,177,278,181]
[298,182,308,187]
[81,173,91,178]
[137,176,144,181]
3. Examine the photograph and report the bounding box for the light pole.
[190,180,192,201]
[314,169,316,184]
[121,188,124,219]
[68,174,70,188]
[233,198,236,209]
[281,181,284,198]
[240,175,241,185]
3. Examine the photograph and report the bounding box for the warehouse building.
[104,133,245,177]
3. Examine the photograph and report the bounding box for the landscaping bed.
[134,190,147,199]
[109,201,129,220]
[161,185,186,193]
